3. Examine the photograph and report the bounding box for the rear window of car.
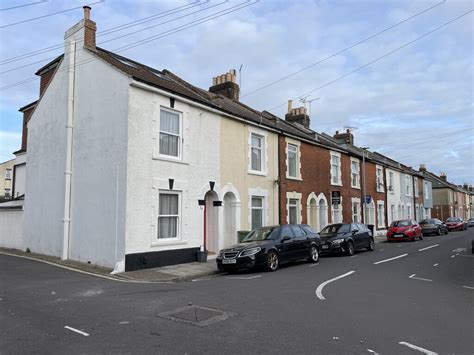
[302,225,317,234]
[391,220,412,227]
[291,225,305,237]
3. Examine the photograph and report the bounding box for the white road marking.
[452,248,466,253]
[64,326,89,337]
[409,274,432,282]
[226,275,262,280]
[459,254,474,258]
[350,255,357,258]
[315,271,355,300]
[433,263,438,267]
[418,244,439,251]
[374,254,408,265]
[378,249,384,252]
[367,349,379,355]
[462,285,474,290]
[451,255,455,258]
[398,341,438,354]
[119,321,129,325]
[309,263,319,267]
[397,245,402,247]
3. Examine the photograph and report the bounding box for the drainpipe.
[61,40,76,260]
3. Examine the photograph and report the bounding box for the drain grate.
[158,305,237,327]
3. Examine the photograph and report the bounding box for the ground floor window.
[288,198,299,224]
[407,205,411,219]
[352,201,360,223]
[390,205,395,222]
[377,202,385,228]
[251,196,264,230]
[158,192,179,239]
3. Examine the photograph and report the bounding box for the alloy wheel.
[309,246,319,263]
[266,251,279,272]
[347,241,355,256]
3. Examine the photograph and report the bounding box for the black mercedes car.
[216,224,321,272]
[319,223,374,256]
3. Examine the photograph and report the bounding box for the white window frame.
[286,191,302,224]
[388,171,394,193]
[250,195,265,230]
[157,190,181,241]
[376,166,384,192]
[288,198,300,224]
[5,169,12,180]
[286,140,301,180]
[158,107,182,160]
[424,182,429,199]
[414,177,419,197]
[332,198,343,224]
[351,197,361,223]
[248,128,268,176]
[350,158,360,189]
[390,204,396,223]
[377,201,385,228]
[407,204,412,219]
[405,175,411,197]
[330,151,342,186]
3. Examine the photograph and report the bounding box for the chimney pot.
[287,100,293,114]
[83,5,91,20]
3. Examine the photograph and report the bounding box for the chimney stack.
[209,69,240,101]
[64,6,96,49]
[285,101,310,129]
[333,128,354,145]
[419,164,427,172]
[440,172,447,181]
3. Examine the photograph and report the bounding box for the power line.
[0,1,258,91]
[0,0,46,11]
[0,0,226,74]
[0,0,204,65]
[0,0,104,28]
[241,0,446,98]
[268,9,474,112]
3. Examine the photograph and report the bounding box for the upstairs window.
[287,144,298,178]
[159,109,180,158]
[351,159,360,188]
[331,153,341,185]
[250,133,264,173]
[405,175,411,196]
[414,177,419,197]
[424,182,429,198]
[388,172,394,192]
[376,167,384,192]
[5,169,12,180]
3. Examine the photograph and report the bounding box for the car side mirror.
[281,236,291,242]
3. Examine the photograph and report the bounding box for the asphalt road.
[1,229,473,354]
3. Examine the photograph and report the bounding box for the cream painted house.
[0,159,15,199]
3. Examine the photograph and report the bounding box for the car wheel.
[437,227,441,236]
[367,239,375,251]
[265,251,279,272]
[346,241,355,256]
[308,246,319,263]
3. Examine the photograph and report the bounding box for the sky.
[0,0,472,185]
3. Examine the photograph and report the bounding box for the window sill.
[351,186,361,190]
[331,182,343,187]
[151,239,189,247]
[286,176,303,181]
[153,156,189,165]
[248,170,267,177]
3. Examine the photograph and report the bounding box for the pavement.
[1,229,473,354]
[0,234,389,283]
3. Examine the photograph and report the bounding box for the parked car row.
[216,223,374,272]
[386,216,470,243]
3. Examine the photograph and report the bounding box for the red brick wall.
[20,107,34,151]
[278,135,379,226]
[39,68,56,96]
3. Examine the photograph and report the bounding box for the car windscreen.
[446,217,460,222]
[391,220,411,227]
[320,224,350,234]
[242,227,278,242]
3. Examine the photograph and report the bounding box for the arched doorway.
[205,190,219,253]
[316,193,328,232]
[307,193,318,231]
[223,192,238,248]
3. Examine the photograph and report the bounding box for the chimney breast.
[209,69,240,101]
[285,103,310,129]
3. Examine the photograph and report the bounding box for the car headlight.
[332,239,344,245]
[239,247,261,257]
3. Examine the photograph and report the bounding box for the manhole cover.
[158,305,237,327]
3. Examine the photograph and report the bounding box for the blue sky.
[0,0,472,184]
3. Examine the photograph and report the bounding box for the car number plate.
[222,259,236,264]
[394,234,403,237]
[322,245,329,249]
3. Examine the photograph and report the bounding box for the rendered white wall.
[0,209,24,250]
[67,49,130,269]
[125,84,220,255]
[23,57,68,257]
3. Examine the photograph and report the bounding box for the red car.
[445,217,467,231]
[387,219,423,242]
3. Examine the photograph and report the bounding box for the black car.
[319,223,374,256]
[216,224,321,272]
[419,218,448,236]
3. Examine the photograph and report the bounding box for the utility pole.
[361,147,369,224]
